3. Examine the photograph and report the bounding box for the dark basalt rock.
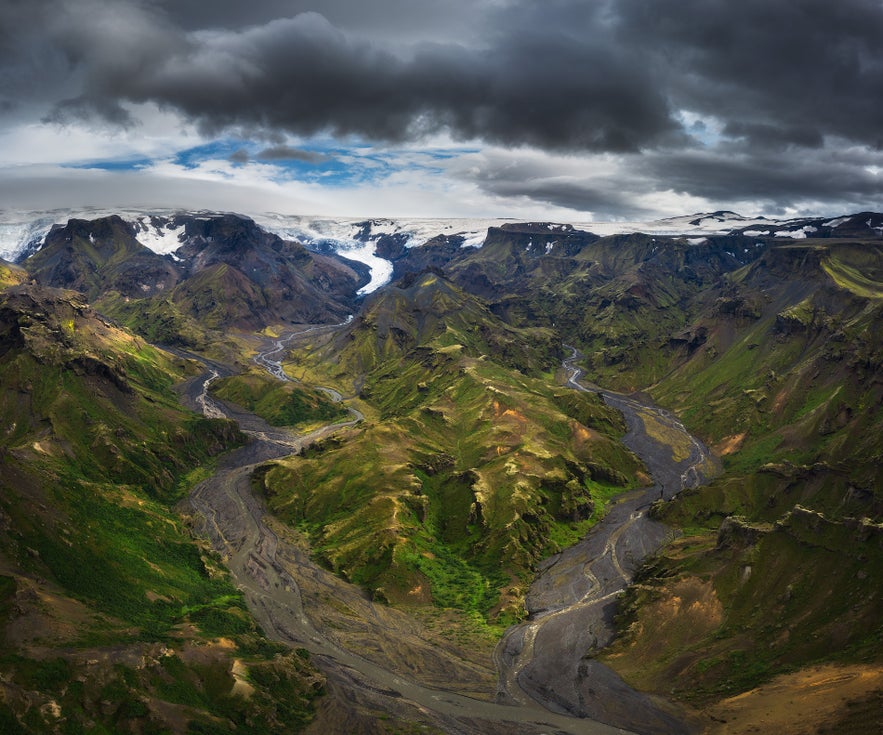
[716,515,770,548]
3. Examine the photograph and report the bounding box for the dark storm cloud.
[449,151,659,219]
[254,146,329,163]
[33,4,677,152]
[149,0,490,41]
[5,0,883,215]
[0,1,78,122]
[13,0,883,155]
[720,123,824,151]
[228,145,330,163]
[643,146,883,212]
[482,177,656,220]
[614,0,883,150]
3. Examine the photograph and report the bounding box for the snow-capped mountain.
[3,209,882,297]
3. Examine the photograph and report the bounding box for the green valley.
[1,210,881,734]
[256,271,642,631]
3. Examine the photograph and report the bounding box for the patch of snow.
[343,242,394,296]
[647,212,776,236]
[0,207,217,262]
[254,216,395,295]
[774,225,817,239]
[132,218,187,254]
[3,208,873,295]
[824,217,850,228]
[460,231,487,248]
[254,214,520,294]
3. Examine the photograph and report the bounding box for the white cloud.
[0,103,201,167]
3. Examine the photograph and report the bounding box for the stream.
[179,333,718,734]
[493,348,719,733]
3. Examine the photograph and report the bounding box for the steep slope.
[23,215,179,299]
[0,260,27,289]
[6,208,882,732]
[22,214,368,346]
[0,283,324,734]
[170,214,367,326]
[253,272,642,631]
[591,240,883,722]
[392,224,772,389]
[312,267,560,383]
[209,368,349,430]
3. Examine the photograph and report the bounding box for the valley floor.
[175,330,729,733]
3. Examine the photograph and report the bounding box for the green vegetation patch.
[605,514,883,703]
[0,284,321,733]
[260,333,642,629]
[210,370,348,428]
[822,253,883,299]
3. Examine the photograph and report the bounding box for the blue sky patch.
[65,157,153,171]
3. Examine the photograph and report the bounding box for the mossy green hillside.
[287,271,562,396]
[0,284,322,733]
[591,241,883,707]
[410,233,883,708]
[652,243,883,492]
[23,215,179,301]
[258,273,641,627]
[24,213,363,346]
[96,288,214,349]
[411,230,763,391]
[0,259,27,289]
[0,286,242,497]
[602,509,882,704]
[210,369,349,429]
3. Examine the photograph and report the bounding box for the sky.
[1,0,883,221]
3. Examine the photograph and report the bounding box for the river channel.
[178,333,717,734]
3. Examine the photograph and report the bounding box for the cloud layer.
[2,0,883,217]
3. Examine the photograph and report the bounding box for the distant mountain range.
[4,209,882,297]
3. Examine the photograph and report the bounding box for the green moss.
[822,254,883,299]
[211,371,347,428]
[262,289,643,626]
[0,286,321,734]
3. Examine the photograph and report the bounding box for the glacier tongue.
[0,215,63,263]
[253,213,513,295]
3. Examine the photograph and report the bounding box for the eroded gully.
[494,348,720,734]
[180,332,717,734]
